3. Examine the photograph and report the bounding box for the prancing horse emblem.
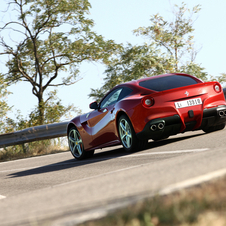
[185,91,189,96]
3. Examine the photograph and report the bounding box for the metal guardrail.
[0,121,69,148]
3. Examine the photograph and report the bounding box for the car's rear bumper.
[136,105,226,140]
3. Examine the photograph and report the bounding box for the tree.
[89,3,208,101]
[0,0,120,125]
[133,2,205,76]
[210,73,226,85]
[179,62,208,81]
[0,73,11,131]
[89,44,175,102]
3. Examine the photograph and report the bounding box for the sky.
[2,0,226,120]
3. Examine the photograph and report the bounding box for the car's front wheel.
[118,115,147,152]
[68,126,94,160]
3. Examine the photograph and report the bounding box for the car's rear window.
[139,75,198,91]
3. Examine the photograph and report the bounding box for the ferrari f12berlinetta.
[67,73,226,160]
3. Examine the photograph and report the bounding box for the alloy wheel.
[68,128,84,158]
[119,118,132,149]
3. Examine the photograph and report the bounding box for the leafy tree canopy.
[133,2,201,70]
[0,0,121,125]
[89,3,208,101]
[89,44,175,102]
[0,73,11,131]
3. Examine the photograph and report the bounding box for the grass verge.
[79,176,226,226]
[0,138,68,162]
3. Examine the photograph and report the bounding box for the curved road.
[1,129,226,225]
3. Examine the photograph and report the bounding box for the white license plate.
[175,98,202,109]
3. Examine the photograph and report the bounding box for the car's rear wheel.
[68,126,94,160]
[202,123,225,133]
[118,115,147,152]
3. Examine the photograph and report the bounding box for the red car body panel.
[67,73,226,152]
[127,82,225,132]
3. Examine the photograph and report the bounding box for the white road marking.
[120,148,209,158]
[54,148,209,187]
[0,149,209,174]
[160,167,226,195]
[53,164,145,187]
[53,167,226,226]
[0,148,215,204]
[0,195,6,199]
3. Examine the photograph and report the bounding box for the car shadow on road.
[145,132,205,150]
[8,132,205,178]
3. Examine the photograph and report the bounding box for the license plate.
[175,98,202,109]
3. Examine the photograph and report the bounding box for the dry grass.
[0,139,68,162]
[79,176,226,226]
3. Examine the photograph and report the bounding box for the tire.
[68,126,94,160]
[118,114,147,152]
[202,123,225,133]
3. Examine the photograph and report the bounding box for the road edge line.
[54,168,226,226]
[159,168,226,195]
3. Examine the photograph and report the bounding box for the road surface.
[1,129,226,225]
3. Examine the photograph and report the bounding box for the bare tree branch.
[47,77,83,87]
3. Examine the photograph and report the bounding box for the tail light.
[214,83,221,93]
[142,97,154,108]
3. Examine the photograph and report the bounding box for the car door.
[87,88,124,148]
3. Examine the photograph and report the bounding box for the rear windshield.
[139,75,198,91]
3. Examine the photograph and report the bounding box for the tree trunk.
[38,97,45,125]
[174,44,178,71]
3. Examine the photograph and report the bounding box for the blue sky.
[2,0,226,120]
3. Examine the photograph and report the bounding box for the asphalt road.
[1,128,226,226]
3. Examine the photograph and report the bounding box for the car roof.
[100,73,203,102]
[116,73,202,89]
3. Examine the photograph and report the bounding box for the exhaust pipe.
[150,122,165,131]
[219,111,224,117]
[150,124,157,131]
[158,122,165,130]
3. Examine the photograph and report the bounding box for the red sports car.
[67,73,226,160]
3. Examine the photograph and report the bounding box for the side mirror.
[89,101,99,110]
